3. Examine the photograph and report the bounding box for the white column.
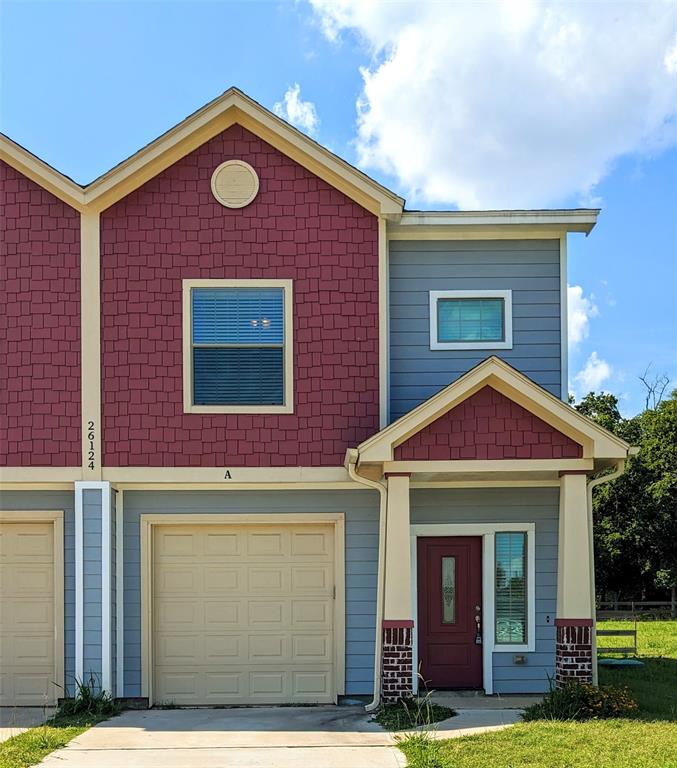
[557,472,593,619]
[383,474,413,621]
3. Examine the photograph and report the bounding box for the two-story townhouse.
[0,88,634,709]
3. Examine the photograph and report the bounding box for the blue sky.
[2,0,675,416]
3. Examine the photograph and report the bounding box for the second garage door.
[0,522,57,706]
[152,523,336,705]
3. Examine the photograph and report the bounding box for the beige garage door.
[0,523,56,706]
[152,523,335,705]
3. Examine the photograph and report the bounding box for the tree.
[574,390,677,602]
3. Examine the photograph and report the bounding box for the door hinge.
[333,585,336,600]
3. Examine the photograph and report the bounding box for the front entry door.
[417,537,483,688]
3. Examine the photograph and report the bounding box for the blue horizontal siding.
[121,489,379,698]
[389,239,562,421]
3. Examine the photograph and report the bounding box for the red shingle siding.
[0,161,81,466]
[394,385,582,461]
[100,124,379,467]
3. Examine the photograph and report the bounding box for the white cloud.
[274,83,319,136]
[575,351,613,392]
[568,284,598,348]
[309,1,677,208]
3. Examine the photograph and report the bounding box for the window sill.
[184,404,294,415]
[493,642,535,653]
[430,341,513,351]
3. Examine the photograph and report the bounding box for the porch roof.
[351,357,633,482]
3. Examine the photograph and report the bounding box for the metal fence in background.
[597,600,677,620]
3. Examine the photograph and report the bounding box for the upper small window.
[183,280,293,414]
[429,290,513,350]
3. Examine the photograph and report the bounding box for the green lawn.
[598,619,677,720]
[0,712,109,768]
[400,619,677,768]
[400,720,677,768]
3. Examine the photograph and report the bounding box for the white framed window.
[182,279,293,414]
[429,290,513,350]
[495,531,528,646]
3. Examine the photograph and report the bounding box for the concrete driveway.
[39,706,405,768]
[37,705,521,767]
[0,707,56,743]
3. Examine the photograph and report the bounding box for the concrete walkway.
[0,707,56,743]
[36,705,522,767]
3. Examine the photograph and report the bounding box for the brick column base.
[555,619,593,687]
[381,621,413,703]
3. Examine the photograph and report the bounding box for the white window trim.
[429,289,513,350]
[182,279,294,414]
[410,522,536,695]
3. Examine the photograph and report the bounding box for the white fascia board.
[391,209,600,235]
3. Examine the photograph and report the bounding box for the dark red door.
[417,537,483,688]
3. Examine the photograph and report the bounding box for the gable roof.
[0,87,405,216]
[357,357,631,465]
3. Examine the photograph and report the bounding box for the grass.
[373,697,456,731]
[0,676,120,768]
[598,619,677,721]
[400,619,677,768]
[0,711,109,768]
[400,720,677,768]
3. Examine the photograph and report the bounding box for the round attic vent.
[211,160,259,209]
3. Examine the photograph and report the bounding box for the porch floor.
[431,691,542,710]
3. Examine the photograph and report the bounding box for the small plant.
[373,672,456,731]
[56,673,119,720]
[522,680,638,721]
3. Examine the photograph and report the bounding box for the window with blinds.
[437,298,504,343]
[191,287,285,406]
[429,290,512,350]
[495,532,527,645]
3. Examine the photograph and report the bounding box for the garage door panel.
[291,565,331,592]
[153,523,336,705]
[292,600,331,627]
[204,567,240,592]
[0,522,57,706]
[293,670,332,696]
[291,531,332,558]
[248,566,286,592]
[292,634,332,661]
[247,531,286,557]
[205,634,242,661]
[204,533,240,557]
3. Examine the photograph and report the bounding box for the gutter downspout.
[346,448,387,712]
[586,451,636,684]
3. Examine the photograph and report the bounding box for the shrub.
[523,681,638,721]
[56,674,119,720]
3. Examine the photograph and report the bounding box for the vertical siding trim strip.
[101,483,112,694]
[74,484,84,682]
[80,213,102,478]
[379,218,389,427]
[559,235,568,401]
[115,490,124,697]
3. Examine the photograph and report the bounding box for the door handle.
[474,604,482,645]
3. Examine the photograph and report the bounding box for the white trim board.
[559,235,568,401]
[410,522,536,696]
[429,290,513,351]
[115,490,124,697]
